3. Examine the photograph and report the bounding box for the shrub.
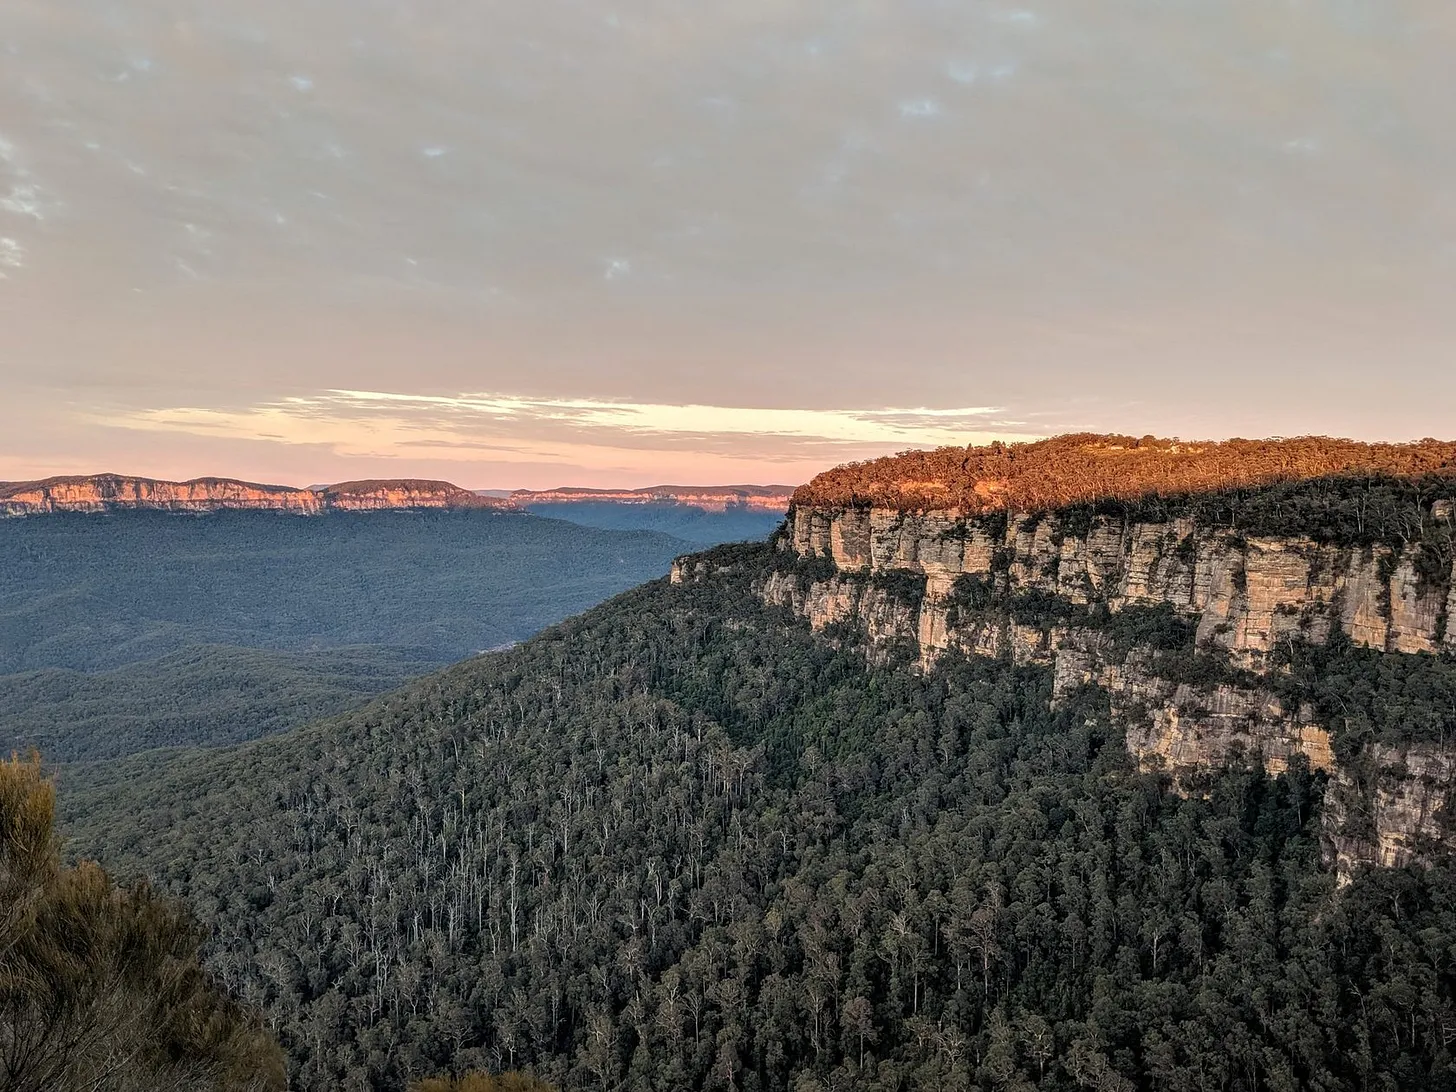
[0,755,286,1092]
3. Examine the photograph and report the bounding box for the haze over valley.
[0,477,792,765]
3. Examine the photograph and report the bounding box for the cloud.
[6,0,1449,486]
[107,389,1040,470]
[899,99,942,119]
[1,184,45,219]
[991,10,1044,29]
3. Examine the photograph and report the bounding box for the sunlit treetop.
[792,434,1456,513]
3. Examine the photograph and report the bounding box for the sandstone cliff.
[0,475,519,517]
[317,479,511,513]
[723,435,1456,880]
[779,506,1456,666]
[513,485,794,513]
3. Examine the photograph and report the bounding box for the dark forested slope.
[0,645,436,761]
[62,539,1456,1092]
[0,509,690,674]
[0,509,692,760]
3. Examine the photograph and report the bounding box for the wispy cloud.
[108,389,1040,470]
[0,237,23,274]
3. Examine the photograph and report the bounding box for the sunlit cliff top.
[792,434,1456,513]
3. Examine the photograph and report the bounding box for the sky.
[1,1,1454,489]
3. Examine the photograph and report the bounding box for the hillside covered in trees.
[794,433,1456,512]
[0,509,693,675]
[0,645,437,762]
[60,524,1456,1091]
[0,509,698,762]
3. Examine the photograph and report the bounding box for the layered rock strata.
[515,486,794,513]
[783,507,1456,665]
[0,475,517,517]
[1325,747,1456,873]
[745,502,1456,879]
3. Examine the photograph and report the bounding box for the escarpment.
[316,479,510,512]
[774,506,1456,666]
[0,474,518,516]
[513,484,795,512]
[712,435,1456,880]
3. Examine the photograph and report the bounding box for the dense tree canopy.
[60,542,1456,1091]
[0,645,436,762]
[411,1072,557,1092]
[795,433,1456,514]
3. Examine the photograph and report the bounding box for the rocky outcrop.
[316,480,510,512]
[1324,746,1456,876]
[671,554,756,586]
[760,496,1456,880]
[758,568,1053,667]
[1051,634,1335,778]
[784,507,1456,665]
[515,485,794,513]
[758,571,921,662]
[0,475,518,517]
[0,475,323,516]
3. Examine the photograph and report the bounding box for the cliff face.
[764,503,1456,878]
[782,507,1456,666]
[0,475,518,517]
[0,476,324,516]
[1048,632,1335,775]
[739,434,1456,882]
[1324,746,1456,872]
[317,480,510,512]
[513,485,794,513]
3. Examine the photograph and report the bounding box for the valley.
[0,480,793,766]
[0,503,702,761]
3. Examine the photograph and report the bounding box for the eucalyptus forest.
[52,533,1456,1091]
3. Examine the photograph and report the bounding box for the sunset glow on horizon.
[3,1,1455,488]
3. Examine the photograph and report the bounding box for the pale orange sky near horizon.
[2,1,1455,489]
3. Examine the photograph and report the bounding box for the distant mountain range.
[509,485,795,512]
[509,486,793,543]
[0,475,798,518]
[0,474,515,516]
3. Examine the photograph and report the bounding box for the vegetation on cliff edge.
[794,433,1456,514]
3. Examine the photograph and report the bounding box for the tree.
[841,996,877,1070]
[0,755,285,1092]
